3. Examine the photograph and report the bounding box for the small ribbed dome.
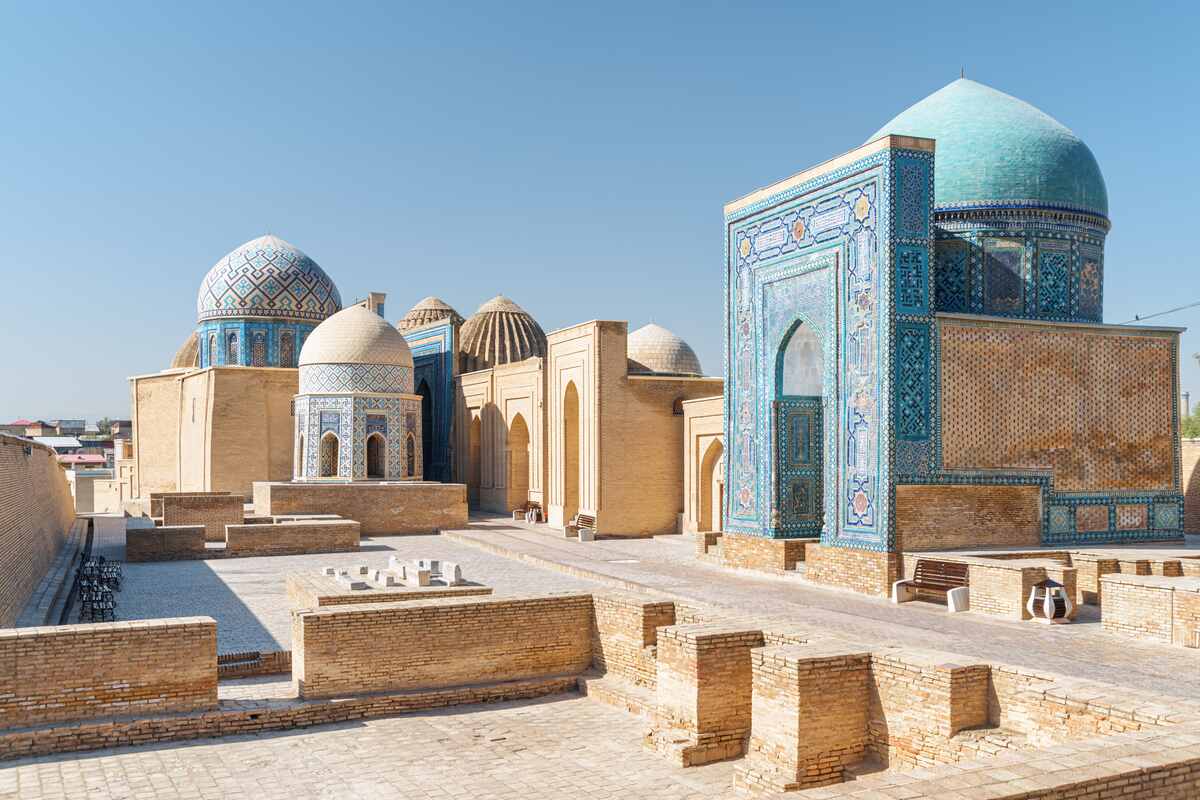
[868,78,1108,217]
[197,234,342,323]
[459,295,546,372]
[397,296,465,332]
[627,324,703,377]
[170,331,199,369]
[299,306,413,368]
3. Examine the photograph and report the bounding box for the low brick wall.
[646,623,764,766]
[292,594,594,699]
[591,592,675,688]
[225,520,360,557]
[126,525,207,562]
[719,533,810,572]
[162,494,244,542]
[285,573,492,609]
[895,483,1042,551]
[0,617,217,728]
[804,543,899,597]
[1101,574,1200,648]
[149,491,231,518]
[253,481,468,535]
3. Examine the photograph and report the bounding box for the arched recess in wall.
[297,433,305,477]
[777,321,823,396]
[418,379,433,478]
[227,332,239,366]
[250,331,267,367]
[280,331,295,368]
[319,432,339,478]
[467,412,482,508]
[366,432,386,479]
[699,438,724,533]
[562,381,580,525]
[772,319,824,535]
[406,432,416,478]
[207,334,216,365]
[508,413,530,511]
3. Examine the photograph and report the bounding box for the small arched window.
[207,334,216,365]
[280,331,295,368]
[250,331,266,366]
[227,332,239,365]
[319,432,339,477]
[406,433,416,477]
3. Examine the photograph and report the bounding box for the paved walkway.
[446,517,1200,699]
[0,695,737,800]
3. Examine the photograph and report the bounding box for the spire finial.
[960,67,965,79]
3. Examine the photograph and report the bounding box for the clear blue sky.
[2,1,1198,422]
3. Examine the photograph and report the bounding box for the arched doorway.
[366,433,386,479]
[467,412,482,508]
[319,432,339,478]
[418,379,433,479]
[562,382,580,526]
[507,413,530,511]
[774,321,823,535]
[406,433,416,478]
[699,438,724,532]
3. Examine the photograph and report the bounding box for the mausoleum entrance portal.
[773,321,824,536]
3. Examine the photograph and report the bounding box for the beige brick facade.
[895,483,1042,551]
[0,434,75,626]
[225,520,359,557]
[126,525,207,561]
[591,593,675,688]
[804,543,899,597]
[0,617,217,728]
[680,396,724,534]
[1101,573,1200,647]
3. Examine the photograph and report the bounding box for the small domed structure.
[170,331,200,369]
[627,324,703,377]
[299,306,414,393]
[459,295,547,373]
[397,296,465,332]
[868,78,1107,217]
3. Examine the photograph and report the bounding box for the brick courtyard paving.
[90,516,601,652]
[0,695,738,800]
[447,517,1200,700]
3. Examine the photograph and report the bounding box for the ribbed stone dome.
[459,295,547,372]
[197,234,342,323]
[396,296,465,332]
[868,78,1108,217]
[170,331,199,369]
[627,324,703,377]
[299,306,413,368]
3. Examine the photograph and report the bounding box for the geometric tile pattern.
[197,235,341,323]
[299,364,414,395]
[934,240,968,312]
[198,320,318,368]
[1037,244,1070,315]
[940,320,1176,492]
[1115,504,1148,530]
[1075,503,1110,532]
[402,322,456,483]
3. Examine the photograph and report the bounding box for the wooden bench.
[512,501,542,522]
[892,559,970,610]
[568,513,597,541]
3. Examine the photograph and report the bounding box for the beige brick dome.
[459,295,546,372]
[627,323,703,377]
[170,331,200,369]
[396,296,465,332]
[299,305,413,368]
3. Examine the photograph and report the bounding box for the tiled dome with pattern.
[396,296,465,332]
[197,234,343,323]
[626,323,703,377]
[459,295,547,372]
[299,306,414,394]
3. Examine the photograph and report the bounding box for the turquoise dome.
[197,234,342,323]
[869,79,1108,218]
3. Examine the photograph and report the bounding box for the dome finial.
[960,66,964,79]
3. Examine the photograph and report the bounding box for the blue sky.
[1,1,1197,422]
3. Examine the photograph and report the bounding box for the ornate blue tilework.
[401,321,457,483]
[1036,243,1070,315]
[894,323,929,440]
[198,235,341,323]
[299,364,414,394]
[895,245,929,315]
[198,320,318,368]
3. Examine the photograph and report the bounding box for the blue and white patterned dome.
[197,234,342,323]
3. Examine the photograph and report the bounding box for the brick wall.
[225,520,360,557]
[0,617,217,728]
[253,481,467,535]
[292,594,593,699]
[149,491,231,518]
[126,525,207,562]
[895,484,1042,550]
[161,493,244,542]
[720,533,808,572]
[804,543,898,597]
[646,623,764,766]
[940,318,1176,492]
[591,592,675,688]
[0,434,76,626]
[285,573,492,609]
[1101,574,1200,648]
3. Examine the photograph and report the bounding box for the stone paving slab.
[446,518,1200,700]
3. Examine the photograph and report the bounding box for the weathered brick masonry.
[161,493,244,542]
[253,480,467,535]
[1101,573,1200,647]
[0,617,217,728]
[225,520,359,557]
[149,491,231,518]
[0,434,75,626]
[895,484,1041,551]
[718,533,809,571]
[285,573,492,609]
[126,525,207,561]
[591,592,675,688]
[292,594,594,699]
[804,543,899,597]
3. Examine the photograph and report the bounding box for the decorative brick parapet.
[161,493,244,542]
[804,543,899,597]
[292,594,594,699]
[225,520,359,557]
[735,643,871,792]
[645,622,764,766]
[591,592,675,689]
[1101,574,1200,648]
[126,525,207,561]
[0,617,217,729]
